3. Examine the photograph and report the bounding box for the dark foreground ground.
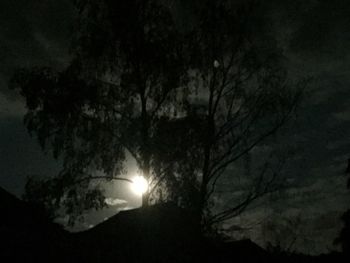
[0,186,348,262]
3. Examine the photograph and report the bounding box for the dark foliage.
[10,0,305,227]
[10,0,188,222]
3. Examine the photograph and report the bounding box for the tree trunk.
[141,159,150,207]
[140,87,150,207]
[142,192,150,207]
[198,116,215,224]
[198,146,210,223]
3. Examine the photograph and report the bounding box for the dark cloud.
[210,1,350,253]
[289,0,350,60]
[0,0,74,98]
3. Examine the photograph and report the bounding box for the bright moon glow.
[130,176,148,196]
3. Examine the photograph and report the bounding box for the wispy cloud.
[0,94,26,117]
[104,198,128,206]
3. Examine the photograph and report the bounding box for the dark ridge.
[71,202,203,262]
[0,189,347,262]
[0,186,68,262]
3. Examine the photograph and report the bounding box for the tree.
[11,0,188,223]
[11,0,304,227]
[169,0,305,227]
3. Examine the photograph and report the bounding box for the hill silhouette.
[0,187,347,262]
[0,186,68,262]
[71,203,202,262]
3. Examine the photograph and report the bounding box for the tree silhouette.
[172,0,305,226]
[11,0,305,226]
[12,0,187,222]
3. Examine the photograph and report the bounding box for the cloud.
[0,0,73,97]
[104,198,128,206]
[0,94,26,118]
[334,109,350,121]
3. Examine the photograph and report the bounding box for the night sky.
[0,0,350,254]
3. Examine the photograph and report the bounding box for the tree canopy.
[11,0,305,227]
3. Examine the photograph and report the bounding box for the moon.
[130,176,148,196]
